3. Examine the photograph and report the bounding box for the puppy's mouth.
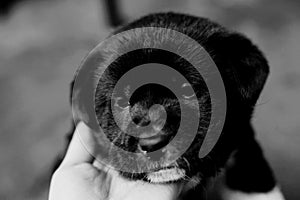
[138,130,174,154]
[137,134,187,184]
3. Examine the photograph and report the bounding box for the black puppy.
[56,12,285,199]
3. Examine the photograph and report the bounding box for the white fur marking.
[147,168,185,183]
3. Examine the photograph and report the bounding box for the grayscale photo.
[0,0,299,199]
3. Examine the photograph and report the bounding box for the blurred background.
[0,0,299,199]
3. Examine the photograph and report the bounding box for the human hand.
[48,122,181,200]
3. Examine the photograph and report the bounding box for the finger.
[60,122,97,167]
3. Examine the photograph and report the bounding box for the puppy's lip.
[139,135,162,146]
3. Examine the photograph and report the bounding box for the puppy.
[56,12,285,199]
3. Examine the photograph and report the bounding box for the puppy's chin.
[146,167,186,183]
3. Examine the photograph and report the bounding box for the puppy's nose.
[132,115,151,126]
[130,104,166,127]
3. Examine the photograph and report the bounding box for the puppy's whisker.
[182,157,191,171]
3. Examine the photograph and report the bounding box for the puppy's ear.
[207,32,269,108]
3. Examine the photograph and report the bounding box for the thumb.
[60,122,98,167]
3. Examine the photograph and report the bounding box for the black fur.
[54,12,277,195]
